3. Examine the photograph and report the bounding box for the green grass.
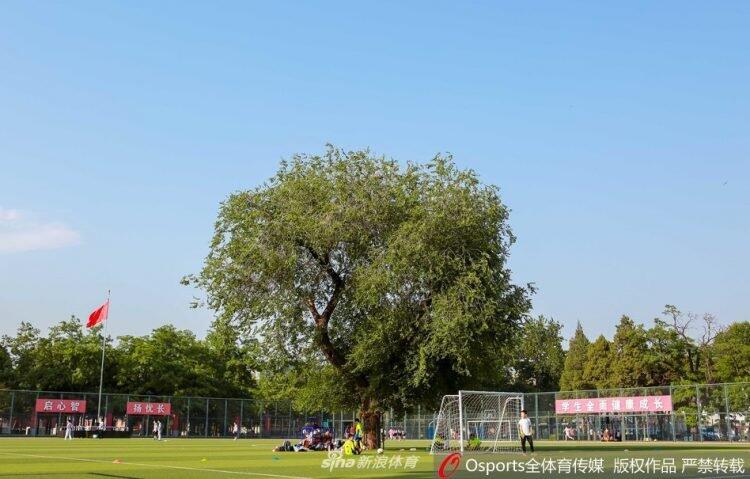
[0,438,747,479]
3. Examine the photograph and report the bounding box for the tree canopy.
[713,322,750,382]
[0,317,255,397]
[583,335,613,390]
[559,322,591,391]
[1,306,747,405]
[610,316,652,387]
[511,316,565,392]
[558,307,749,390]
[188,147,533,445]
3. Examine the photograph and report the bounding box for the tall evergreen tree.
[559,322,592,391]
[611,316,652,387]
[583,335,613,389]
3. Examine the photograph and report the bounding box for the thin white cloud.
[0,207,81,254]
[0,207,21,221]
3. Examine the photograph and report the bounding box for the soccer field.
[1,439,748,479]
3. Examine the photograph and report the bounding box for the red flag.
[87,301,109,328]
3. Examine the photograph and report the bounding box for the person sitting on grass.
[272,440,294,452]
[342,436,356,456]
[341,434,362,456]
[321,430,334,451]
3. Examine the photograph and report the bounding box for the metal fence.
[1,382,748,442]
[380,383,749,442]
[0,390,362,439]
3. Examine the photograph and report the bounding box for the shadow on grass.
[89,474,144,479]
[0,475,141,479]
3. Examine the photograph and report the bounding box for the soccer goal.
[430,391,524,454]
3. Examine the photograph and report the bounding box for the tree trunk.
[360,409,381,450]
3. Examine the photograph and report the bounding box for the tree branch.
[302,295,346,369]
[302,245,344,321]
[305,297,321,324]
[297,243,355,375]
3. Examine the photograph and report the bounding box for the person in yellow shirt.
[342,437,356,455]
[354,418,363,450]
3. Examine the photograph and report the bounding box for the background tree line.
[1,305,746,399]
[0,316,257,398]
[0,313,560,398]
[559,305,750,391]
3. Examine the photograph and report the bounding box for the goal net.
[430,391,524,454]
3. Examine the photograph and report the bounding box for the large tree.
[115,325,223,397]
[0,343,12,388]
[559,322,592,391]
[610,316,652,387]
[188,147,532,447]
[646,320,692,385]
[712,322,750,383]
[512,316,565,392]
[1,322,41,390]
[1,318,110,392]
[583,335,613,390]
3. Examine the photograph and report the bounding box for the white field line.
[0,451,312,479]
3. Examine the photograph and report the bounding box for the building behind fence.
[1,382,748,442]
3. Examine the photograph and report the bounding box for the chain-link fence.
[0,390,358,439]
[380,383,749,443]
[2,382,748,441]
[518,383,750,442]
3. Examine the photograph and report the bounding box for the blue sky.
[1,1,748,342]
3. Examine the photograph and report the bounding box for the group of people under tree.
[272,418,365,455]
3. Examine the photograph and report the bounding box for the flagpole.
[96,290,110,427]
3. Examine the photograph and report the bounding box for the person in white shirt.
[517,409,534,453]
[64,418,74,440]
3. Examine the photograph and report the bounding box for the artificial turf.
[0,438,747,478]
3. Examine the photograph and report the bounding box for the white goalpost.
[430,390,524,454]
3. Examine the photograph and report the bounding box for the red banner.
[126,402,171,416]
[36,399,87,414]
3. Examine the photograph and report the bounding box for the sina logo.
[437,452,462,479]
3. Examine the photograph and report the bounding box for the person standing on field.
[64,417,74,440]
[157,420,162,441]
[353,418,364,450]
[518,409,534,454]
